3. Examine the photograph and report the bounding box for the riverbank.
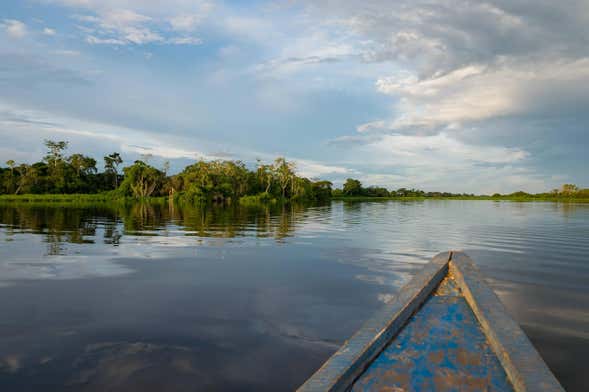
[332,195,589,202]
[0,194,168,204]
[2,193,589,204]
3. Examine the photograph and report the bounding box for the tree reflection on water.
[0,201,328,255]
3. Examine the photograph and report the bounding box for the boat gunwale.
[297,251,564,392]
[297,251,450,391]
[451,252,563,391]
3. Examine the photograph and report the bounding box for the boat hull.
[298,251,564,392]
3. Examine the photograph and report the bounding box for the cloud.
[168,3,213,32]
[248,23,362,78]
[290,159,352,179]
[327,132,538,192]
[308,1,589,75]
[76,10,164,45]
[2,19,27,38]
[51,0,212,46]
[362,133,528,165]
[52,49,81,56]
[121,144,201,160]
[0,102,207,163]
[43,27,56,35]
[370,57,589,130]
[85,35,127,45]
[0,102,352,182]
[1,0,587,192]
[167,36,202,45]
[0,53,92,87]
[286,1,589,190]
[298,1,589,126]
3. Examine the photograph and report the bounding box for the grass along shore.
[2,193,589,204]
[331,195,589,202]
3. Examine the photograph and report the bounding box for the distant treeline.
[1,140,587,203]
[0,140,332,204]
[333,178,589,200]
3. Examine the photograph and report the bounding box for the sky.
[1,0,588,193]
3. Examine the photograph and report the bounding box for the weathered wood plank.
[297,252,451,392]
[352,296,513,391]
[450,251,564,392]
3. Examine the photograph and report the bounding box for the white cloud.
[52,49,81,56]
[53,1,213,46]
[364,57,589,130]
[168,3,213,32]
[168,36,202,45]
[367,133,528,165]
[0,102,352,182]
[85,35,126,45]
[291,159,352,179]
[2,19,27,38]
[43,27,56,35]
[78,9,164,45]
[0,102,209,162]
[328,132,538,193]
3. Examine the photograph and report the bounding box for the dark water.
[0,200,587,391]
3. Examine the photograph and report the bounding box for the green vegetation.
[332,179,589,202]
[0,140,331,204]
[1,140,587,204]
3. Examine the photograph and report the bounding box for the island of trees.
[0,140,587,203]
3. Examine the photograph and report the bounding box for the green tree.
[256,160,274,194]
[104,152,123,188]
[343,178,362,196]
[68,154,97,177]
[311,180,333,200]
[5,160,16,193]
[119,160,164,198]
[43,140,69,192]
[273,157,295,198]
[44,140,68,169]
[561,184,579,195]
[14,164,39,194]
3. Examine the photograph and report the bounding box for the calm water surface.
[0,200,587,391]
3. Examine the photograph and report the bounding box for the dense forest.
[0,140,332,203]
[1,140,587,203]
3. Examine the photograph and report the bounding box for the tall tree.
[256,160,274,194]
[273,157,295,198]
[44,140,68,169]
[5,160,15,193]
[43,140,68,192]
[104,152,123,188]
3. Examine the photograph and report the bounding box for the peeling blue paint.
[298,252,563,392]
[353,292,513,391]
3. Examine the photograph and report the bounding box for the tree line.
[0,140,332,203]
[1,140,586,202]
[334,178,478,198]
[334,178,589,199]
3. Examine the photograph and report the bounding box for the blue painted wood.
[450,252,564,392]
[352,294,513,391]
[298,252,565,392]
[297,252,451,392]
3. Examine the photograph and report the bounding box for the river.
[0,200,587,391]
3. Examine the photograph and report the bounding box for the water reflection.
[0,200,588,391]
[0,201,318,253]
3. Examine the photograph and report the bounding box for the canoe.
[298,251,564,391]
